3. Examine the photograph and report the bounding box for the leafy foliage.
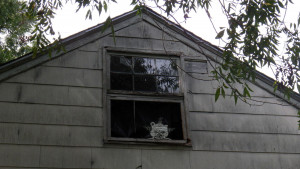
[0,0,35,64]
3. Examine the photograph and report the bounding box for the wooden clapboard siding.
[0,83,102,107]
[188,93,297,115]
[0,123,103,147]
[0,102,102,126]
[190,151,300,169]
[190,112,299,134]
[6,66,102,88]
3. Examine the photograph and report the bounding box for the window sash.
[110,55,180,94]
[106,95,187,142]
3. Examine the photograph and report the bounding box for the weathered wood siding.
[0,14,299,169]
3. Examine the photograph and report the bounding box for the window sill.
[104,137,192,147]
[107,90,184,98]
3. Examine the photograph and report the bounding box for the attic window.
[106,53,186,143]
[110,55,179,93]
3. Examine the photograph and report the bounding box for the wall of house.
[0,14,299,169]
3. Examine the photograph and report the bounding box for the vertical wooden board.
[190,151,295,169]
[44,49,100,69]
[190,112,300,134]
[91,148,141,169]
[0,83,102,107]
[40,146,92,168]
[141,149,190,169]
[7,66,102,88]
[0,102,102,126]
[0,145,40,167]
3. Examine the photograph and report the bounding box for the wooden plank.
[40,146,92,168]
[190,151,300,169]
[142,149,190,169]
[186,74,276,98]
[188,93,298,116]
[0,144,40,167]
[191,131,300,153]
[115,21,177,41]
[0,123,103,147]
[44,48,101,69]
[91,148,141,169]
[7,66,102,88]
[0,102,102,126]
[190,112,300,134]
[0,83,102,107]
[100,36,187,54]
[184,60,208,73]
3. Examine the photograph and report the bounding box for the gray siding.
[0,13,299,169]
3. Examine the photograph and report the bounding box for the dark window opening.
[110,55,179,93]
[111,100,183,140]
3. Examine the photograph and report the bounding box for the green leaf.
[215,87,220,102]
[234,93,238,104]
[215,29,225,39]
[101,16,112,33]
[103,1,108,12]
[111,24,116,45]
[298,12,300,26]
[243,87,251,98]
[221,87,225,98]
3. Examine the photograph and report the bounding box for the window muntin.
[110,55,179,94]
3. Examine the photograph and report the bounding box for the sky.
[51,0,227,44]
[51,0,300,79]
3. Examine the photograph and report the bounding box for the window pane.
[111,55,132,72]
[134,75,157,92]
[135,101,183,140]
[111,73,133,90]
[157,76,179,93]
[111,100,135,138]
[134,57,155,74]
[156,59,178,76]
